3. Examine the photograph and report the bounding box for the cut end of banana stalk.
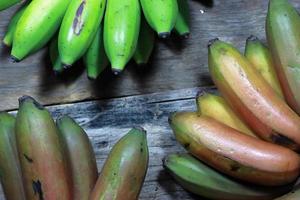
[246,35,259,42]
[208,38,220,48]
[10,55,20,63]
[18,95,44,110]
[158,32,171,39]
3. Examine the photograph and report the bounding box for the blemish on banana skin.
[32,180,44,200]
[73,1,86,35]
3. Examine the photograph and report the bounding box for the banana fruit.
[89,127,149,200]
[16,96,72,200]
[174,0,190,38]
[196,91,256,137]
[266,0,300,115]
[164,153,291,200]
[58,0,106,67]
[49,35,64,74]
[208,39,300,151]
[140,0,178,38]
[169,112,300,186]
[56,115,98,200]
[0,0,21,11]
[245,35,284,99]
[0,112,26,200]
[83,25,109,80]
[104,0,141,74]
[133,16,155,66]
[11,0,71,61]
[3,5,27,47]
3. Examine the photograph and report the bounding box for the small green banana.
[0,112,26,200]
[58,0,106,67]
[83,25,108,80]
[133,16,155,66]
[104,0,141,74]
[140,0,178,38]
[49,36,64,74]
[0,0,21,11]
[175,0,190,38]
[164,153,291,200]
[56,115,98,200]
[11,0,71,61]
[3,5,27,47]
[89,127,149,200]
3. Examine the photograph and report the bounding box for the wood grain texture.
[0,87,215,200]
[1,0,299,110]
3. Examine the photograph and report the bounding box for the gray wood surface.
[0,87,215,200]
[1,0,299,110]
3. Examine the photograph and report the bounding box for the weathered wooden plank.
[1,0,299,110]
[0,87,214,200]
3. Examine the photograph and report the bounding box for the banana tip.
[158,32,171,39]
[168,112,176,125]
[62,63,72,70]
[196,90,207,98]
[132,126,147,134]
[10,55,20,63]
[208,38,219,47]
[112,69,122,76]
[181,32,190,39]
[247,35,259,42]
[18,95,44,110]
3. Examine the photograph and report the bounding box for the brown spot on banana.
[73,1,86,35]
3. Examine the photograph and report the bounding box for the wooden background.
[0,0,299,111]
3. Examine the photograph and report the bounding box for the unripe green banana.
[164,154,291,200]
[56,115,98,200]
[0,0,21,11]
[0,112,26,200]
[89,127,149,200]
[245,35,284,99]
[140,0,178,38]
[11,0,71,61]
[49,35,64,74]
[58,0,106,67]
[16,96,72,200]
[266,0,300,115]
[83,25,108,80]
[104,0,141,74]
[133,16,155,66]
[174,0,190,38]
[3,5,27,47]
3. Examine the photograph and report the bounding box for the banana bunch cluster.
[164,0,300,199]
[2,0,190,78]
[0,96,149,200]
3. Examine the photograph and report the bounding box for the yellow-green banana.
[0,112,26,200]
[58,0,106,67]
[140,0,178,38]
[0,0,21,11]
[133,16,155,66]
[245,35,284,99]
[164,153,291,200]
[3,5,27,47]
[83,25,108,80]
[11,0,71,61]
[104,0,141,74]
[175,0,190,38]
[49,36,64,74]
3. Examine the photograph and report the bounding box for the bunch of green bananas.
[164,0,300,199]
[2,0,190,79]
[0,95,149,200]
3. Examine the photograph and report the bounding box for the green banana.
[16,96,72,200]
[49,35,64,74]
[3,5,27,47]
[83,25,108,80]
[174,0,190,38]
[266,0,300,114]
[275,186,300,199]
[56,115,98,200]
[245,35,284,99]
[0,112,26,200]
[133,16,155,66]
[140,0,178,38]
[0,0,21,11]
[58,0,106,67]
[11,0,71,61]
[164,154,291,200]
[104,0,141,74]
[89,127,149,200]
